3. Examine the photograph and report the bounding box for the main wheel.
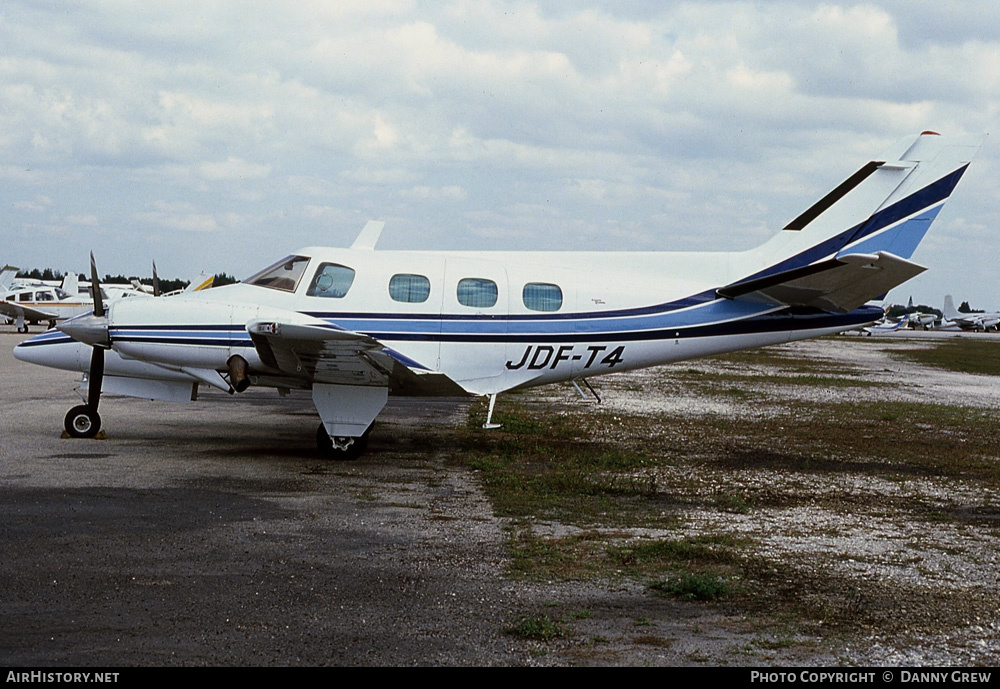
[316,423,369,461]
[64,405,102,439]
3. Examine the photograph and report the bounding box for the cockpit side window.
[306,263,356,298]
[245,255,310,292]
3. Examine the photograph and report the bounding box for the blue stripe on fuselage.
[87,304,879,348]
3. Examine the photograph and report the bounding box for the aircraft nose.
[57,312,110,348]
[13,329,91,370]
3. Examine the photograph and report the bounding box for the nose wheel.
[64,404,102,439]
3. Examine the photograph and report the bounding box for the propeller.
[86,252,106,412]
[57,252,110,436]
[152,260,161,297]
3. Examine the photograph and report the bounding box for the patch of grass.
[890,338,1000,376]
[649,571,733,601]
[462,401,668,526]
[714,491,754,514]
[504,614,566,641]
[607,535,743,570]
[507,527,583,577]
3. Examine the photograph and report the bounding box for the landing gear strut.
[316,423,369,461]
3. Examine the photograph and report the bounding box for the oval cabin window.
[522,282,562,312]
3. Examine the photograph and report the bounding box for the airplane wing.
[0,301,60,322]
[246,319,467,396]
[717,251,925,314]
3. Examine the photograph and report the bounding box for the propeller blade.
[87,346,104,411]
[152,261,161,297]
[89,252,105,318]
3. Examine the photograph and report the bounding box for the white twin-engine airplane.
[14,132,982,458]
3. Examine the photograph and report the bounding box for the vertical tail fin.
[748,132,983,278]
[942,294,961,320]
[0,265,19,292]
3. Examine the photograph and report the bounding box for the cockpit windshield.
[245,255,310,292]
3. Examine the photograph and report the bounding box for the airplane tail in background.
[942,294,961,320]
[0,265,19,291]
[61,273,80,297]
[721,133,982,314]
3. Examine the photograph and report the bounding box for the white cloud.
[65,214,98,226]
[399,185,467,201]
[198,157,272,181]
[0,1,996,303]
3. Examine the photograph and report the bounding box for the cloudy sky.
[3,1,998,308]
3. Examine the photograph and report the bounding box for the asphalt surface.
[0,331,535,666]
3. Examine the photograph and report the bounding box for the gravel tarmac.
[1,329,998,666]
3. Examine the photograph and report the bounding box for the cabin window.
[18,293,31,302]
[307,263,356,298]
[457,278,498,308]
[246,255,310,292]
[389,274,431,303]
[36,291,54,302]
[522,282,563,312]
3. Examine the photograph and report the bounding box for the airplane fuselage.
[16,246,879,398]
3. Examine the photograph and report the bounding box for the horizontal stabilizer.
[718,251,925,314]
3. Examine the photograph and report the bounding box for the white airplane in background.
[942,294,1000,331]
[1,280,94,332]
[907,311,939,329]
[14,132,982,459]
[858,314,909,336]
[1,270,153,332]
[3,263,215,332]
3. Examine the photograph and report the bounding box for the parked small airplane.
[1,281,94,332]
[880,314,910,333]
[942,294,1000,331]
[855,314,909,336]
[13,132,982,458]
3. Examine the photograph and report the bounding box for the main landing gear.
[316,423,370,461]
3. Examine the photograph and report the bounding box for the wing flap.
[248,320,388,386]
[717,251,926,314]
[246,318,467,395]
